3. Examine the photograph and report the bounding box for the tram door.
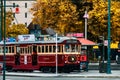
[32,46,37,65]
[15,46,20,65]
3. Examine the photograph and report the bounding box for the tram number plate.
[24,55,27,65]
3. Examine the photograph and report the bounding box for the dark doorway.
[32,46,37,65]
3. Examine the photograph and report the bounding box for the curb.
[1,70,120,78]
[2,74,120,78]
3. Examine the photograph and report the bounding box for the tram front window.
[71,45,78,52]
[65,44,78,52]
[65,44,70,52]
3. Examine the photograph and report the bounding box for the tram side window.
[28,46,30,54]
[46,46,48,53]
[12,46,14,53]
[33,46,37,53]
[57,46,60,52]
[38,46,41,53]
[27,46,32,54]
[16,47,20,53]
[9,47,12,53]
[53,46,56,52]
[61,45,63,52]
[20,48,24,54]
[0,46,14,54]
[76,45,79,52]
[25,48,27,53]
[42,46,44,53]
[20,48,22,54]
[2,47,8,53]
[52,46,61,52]
[30,46,32,53]
[23,48,25,54]
[49,46,52,52]
[20,47,28,54]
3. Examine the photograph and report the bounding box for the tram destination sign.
[18,34,35,42]
[66,40,78,43]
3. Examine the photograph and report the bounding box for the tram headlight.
[68,55,77,62]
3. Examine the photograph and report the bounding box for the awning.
[77,38,97,46]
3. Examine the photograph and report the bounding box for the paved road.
[0,76,120,80]
[0,70,120,78]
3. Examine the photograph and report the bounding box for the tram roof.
[0,36,79,45]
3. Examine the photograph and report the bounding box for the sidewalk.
[62,70,120,78]
[1,70,120,78]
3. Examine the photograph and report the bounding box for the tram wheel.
[63,67,70,73]
[51,67,56,73]
[6,66,13,72]
[28,70,33,72]
[41,67,51,73]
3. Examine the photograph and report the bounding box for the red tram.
[0,34,85,73]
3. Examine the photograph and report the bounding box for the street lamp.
[83,9,89,39]
[83,1,91,72]
[107,0,111,74]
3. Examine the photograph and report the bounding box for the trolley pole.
[55,33,58,75]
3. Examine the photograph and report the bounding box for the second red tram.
[0,35,84,73]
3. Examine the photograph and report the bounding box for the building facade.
[6,0,36,27]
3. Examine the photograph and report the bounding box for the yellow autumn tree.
[2,10,29,38]
[88,0,120,41]
[2,11,14,38]
[31,0,82,35]
[7,24,29,38]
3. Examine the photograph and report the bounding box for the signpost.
[55,33,58,76]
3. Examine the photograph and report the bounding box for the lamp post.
[83,8,89,72]
[3,0,6,80]
[107,0,111,74]
[1,1,19,79]
[0,0,3,41]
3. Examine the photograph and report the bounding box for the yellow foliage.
[88,0,120,41]
[7,24,29,38]
[31,0,82,35]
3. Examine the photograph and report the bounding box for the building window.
[13,3,15,8]
[13,13,15,17]
[13,22,15,25]
[25,12,27,18]
[25,22,27,26]
[25,3,27,8]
